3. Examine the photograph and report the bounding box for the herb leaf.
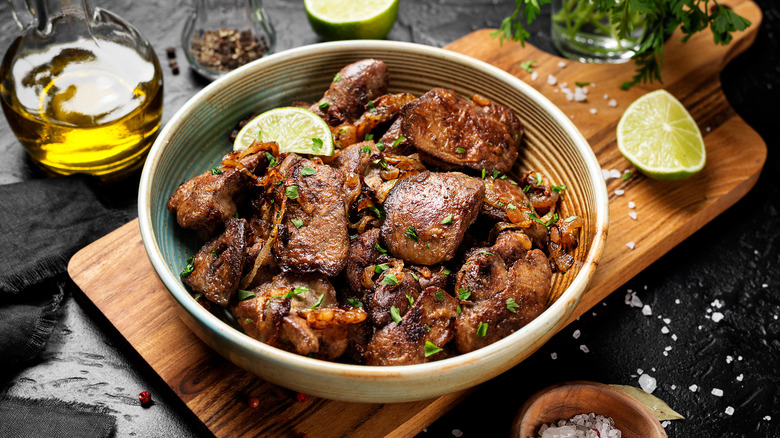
[301,166,317,176]
[211,167,223,175]
[285,185,299,200]
[291,218,304,229]
[441,214,453,225]
[405,226,419,241]
[382,273,400,286]
[477,322,488,338]
[424,341,443,357]
[390,305,402,324]
[347,298,363,308]
[237,289,256,300]
[458,287,471,301]
[311,138,323,152]
[311,294,324,309]
[180,256,195,277]
[506,297,520,313]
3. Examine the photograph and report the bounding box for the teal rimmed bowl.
[138,40,609,403]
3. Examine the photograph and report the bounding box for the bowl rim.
[138,40,609,381]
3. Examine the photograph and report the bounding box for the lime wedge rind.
[304,0,399,41]
[233,107,334,156]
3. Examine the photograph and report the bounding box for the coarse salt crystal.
[638,373,657,393]
[662,421,670,428]
[608,99,618,107]
[712,299,724,308]
[551,352,558,360]
[531,71,539,81]
[762,283,769,288]
[671,385,677,390]
[603,93,609,100]
[628,201,636,209]
[711,388,724,397]
[671,334,678,341]
[663,351,669,356]
[764,416,772,421]
[637,368,644,375]
[738,356,743,361]
[725,406,735,416]
[736,373,744,381]
[628,212,638,220]
[626,241,635,250]
[574,88,587,101]
[661,326,669,334]
[548,74,558,85]
[558,61,567,68]
[590,108,598,115]
[580,344,589,353]
[665,346,672,351]
[663,318,671,324]
[570,114,574,119]
[553,88,559,93]
[614,189,625,196]
[675,299,681,304]
[689,384,698,392]
[573,329,581,339]
[602,168,622,180]
[452,429,463,437]
[642,305,652,316]
[712,312,725,322]
[726,355,733,363]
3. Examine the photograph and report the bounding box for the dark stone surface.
[1,1,778,437]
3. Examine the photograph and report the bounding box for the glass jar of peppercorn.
[181,0,276,81]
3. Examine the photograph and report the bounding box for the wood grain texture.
[68,1,765,435]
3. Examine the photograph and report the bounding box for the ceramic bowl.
[138,40,609,403]
[511,381,667,438]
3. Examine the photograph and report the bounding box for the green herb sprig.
[494,0,750,89]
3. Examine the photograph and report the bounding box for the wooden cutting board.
[68,1,765,436]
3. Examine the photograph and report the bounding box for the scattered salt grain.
[590,108,598,115]
[538,413,621,438]
[663,318,671,324]
[553,88,559,93]
[711,299,724,309]
[628,201,636,209]
[726,355,733,364]
[573,87,588,101]
[558,61,567,68]
[661,326,669,334]
[608,99,618,107]
[625,291,643,308]
[671,385,677,390]
[711,388,724,397]
[736,374,744,381]
[663,351,668,356]
[628,212,638,220]
[712,312,725,322]
[705,126,711,133]
[614,189,625,196]
[551,352,558,360]
[580,345,590,353]
[762,283,769,288]
[452,429,463,437]
[642,305,652,316]
[573,329,581,339]
[626,241,635,250]
[531,71,539,81]
[603,93,609,100]
[570,114,575,119]
[738,356,743,361]
[764,416,772,421]
[689,384,698,392]
[602,168,622,180]
[671,334,678,341]
[637,368,644,374]
[725,406,735,416]
[548,74,558,85]
[638,373,657,393]
[661,421,670,428]
[665,346,672,351]
[675,299,681,304]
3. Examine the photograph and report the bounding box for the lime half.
[233,107,334,156]
[304,0,399,41]
[617,89,706,181]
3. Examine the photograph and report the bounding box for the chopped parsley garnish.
[509,179,518,186]
[442,268,451,276]
[291,218,304,229]
[506,297,520,313]
[347,298,363,308]
[492,169,501,179]
[368,100,376,112]
[285,185,299,200]
[349,234,358,241]
[564,215,579,223]
[424,324,432,332]
[522,185,531,193]
[311,138,323,152]
[458,287,471,301]
[374,263,390,273]
[382,273,399,286]
[410,272,420,281]
[481,168,486,179]
[310,294,324,309]
[360,145,372,154]
[441,214,453,225]
[333,72,341,82]
[373,158,388,169]
[211,167,222,175]
[519,60,537,73]
[368,204,384,219]
[265,152,277,167]
[245,318,252,324]
[405,226,419,241]
[300,167,317,177]
[476,322,488,338]
[288,286,308,299]
[424,341,443,357]
[365,133,374,141]
[193,293,202,301]
[211,250,217,257]
[457,304,462,315]
[475,250,495,256]
[622,170,632,181]
[551,184,567,193]
[376,140,385,151]
[545,213,560,227]
[237,289,256,300]
[575,81,591,87]
[425,243,430,248]
[535,172,543,186]
[406,294,414,306]
[390,305,402,324]
[318,100,329,109]
[234,212,239,218]
[456,147,466,154]
[435,291,445,301]
[180,256,195,277]
[375,243,388,254]
[506,203,517,210]
[391,136,406,148]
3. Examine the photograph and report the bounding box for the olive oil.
[1,37,163,180]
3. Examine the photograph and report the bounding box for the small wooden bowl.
[511,381,667,438]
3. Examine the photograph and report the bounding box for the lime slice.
[617,89,706,181]
[233,107,334,156]
[304,0,399,41]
